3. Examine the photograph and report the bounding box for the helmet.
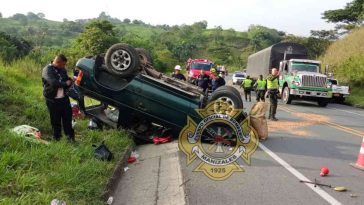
[174,65,181,70]
[210,68,216,73]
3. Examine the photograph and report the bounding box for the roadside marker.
[259,143,342,205]
[350,137,364,171]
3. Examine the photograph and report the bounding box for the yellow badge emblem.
[178,100,259,181]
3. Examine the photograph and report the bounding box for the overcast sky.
[0,0,350,36]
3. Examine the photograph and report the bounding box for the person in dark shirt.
[171,65,186,81]
[211,72,226,91]
[42,54,75,142]
[197,69,210,92]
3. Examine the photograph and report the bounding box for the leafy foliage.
[0,32,31,62]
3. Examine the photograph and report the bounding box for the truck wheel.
[136,48,153,66]
[215,86,243,107]
[105,43,140,77]
[317,99,329,107]
[282,86,292,104]
[209,89,244,115]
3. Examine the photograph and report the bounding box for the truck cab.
[279,59,332,107]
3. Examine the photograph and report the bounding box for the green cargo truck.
[246,43,332,107]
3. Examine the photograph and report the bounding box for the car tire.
[136,48,153,66]
[209,89,244,116]
[317,99,328,107]
[215,86,243,107]
[282,86,292,104]
[104,43,140,77]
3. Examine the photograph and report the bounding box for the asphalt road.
[178,78,364,205]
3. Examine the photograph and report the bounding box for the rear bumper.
[290,88,332,98]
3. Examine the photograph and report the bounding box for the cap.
[174,65,181,70]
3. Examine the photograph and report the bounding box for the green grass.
[0,59,132,204]
[345,86,364,108]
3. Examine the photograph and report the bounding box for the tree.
[310,30,339,41]
[248,25,284,51]
[37,12,45,19]
[0,12,2,18]
[0,32,31,62]
[321,0,364,34]
[72,20,118,56]
[123,18,131,24]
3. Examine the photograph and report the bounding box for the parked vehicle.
[74,43,244,141]
[328,79,350,103]
[186,58,214,84]
[246,43,332,107]
[232,71,246,85]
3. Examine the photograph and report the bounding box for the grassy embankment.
[321,27,364,107]
[0,58,132,204]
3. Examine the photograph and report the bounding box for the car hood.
[296,71,327,78]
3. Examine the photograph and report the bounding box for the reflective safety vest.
[256,79,267,90]
[243,79,253,88]
[267,78,279,89]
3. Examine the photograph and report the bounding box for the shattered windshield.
[291,63,319,72]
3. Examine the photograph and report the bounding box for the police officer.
[266,68,280,121]
[171,65,186,81]
[241,76,253,102]
[197,69,211,92]
[42,54,75,142]
[254,75,267,102]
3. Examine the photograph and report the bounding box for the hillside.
[321,27,364,107]
[0,59,132,204]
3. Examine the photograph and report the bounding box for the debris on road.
[124,167,129,172]
[334,186,347,192]
[320,166,330,176]
[106,196,114,204]
[299,179,332,188]
[153,136,172,145]
[127,156,137,164]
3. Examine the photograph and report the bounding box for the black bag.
[65,84,82,101]
[93,141,113,161]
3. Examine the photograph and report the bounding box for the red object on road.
[350,137,364,171]
[153,136,172,145]
[320,167,329,176]
[127,156,137,164]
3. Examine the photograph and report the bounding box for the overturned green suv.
[75,43,244,141]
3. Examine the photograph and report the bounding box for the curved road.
[178,81,364,205]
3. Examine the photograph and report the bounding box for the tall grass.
[0,58,132,204]
[320,27,364,106]
[321,27,364,86]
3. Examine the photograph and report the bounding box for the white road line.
[330,107,364,117]
[259,143,342,205]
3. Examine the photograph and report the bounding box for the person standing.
[211,72,226,91]
[197,69,210,92]
[254,75,267,102]
[241,76,253,102]
[266,68,280,121]
[42,54,75,142]
[171,65,186,81]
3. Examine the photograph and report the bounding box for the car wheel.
[215,86,243,107]
[136,48,153,66]
[104,43,140,77]
[209,89,244,115]
[282,86,292,104]
[317,99,329,107]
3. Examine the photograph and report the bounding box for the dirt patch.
[267,107,330,137]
